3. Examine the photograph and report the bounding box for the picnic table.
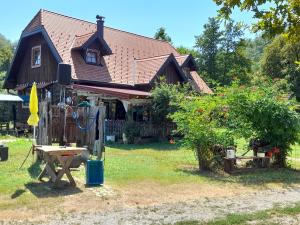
[35,145,87,187]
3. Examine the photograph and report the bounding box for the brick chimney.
[96,15,105,38]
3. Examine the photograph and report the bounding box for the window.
[86,50,97,64]
[31,45,41,68]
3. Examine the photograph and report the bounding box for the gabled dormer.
[72,15,112,66]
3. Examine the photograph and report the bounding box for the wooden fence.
[105,120,176,140]
[37,101,105,152]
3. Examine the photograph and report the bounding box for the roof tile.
[22,10,211,93]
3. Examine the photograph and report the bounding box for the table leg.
[38,154,57,182]
[54,155,75,187]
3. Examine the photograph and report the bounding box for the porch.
[71,84,176,143]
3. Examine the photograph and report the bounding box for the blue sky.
[0,0,255,48]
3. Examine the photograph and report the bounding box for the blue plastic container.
[86,160,104,185]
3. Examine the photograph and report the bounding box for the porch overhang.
[71,84,151,100]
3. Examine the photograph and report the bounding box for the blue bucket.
[86,160,104,186]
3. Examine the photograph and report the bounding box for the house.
[4,9,212,140]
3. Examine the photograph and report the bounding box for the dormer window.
[31,45,41,68]
[86,50,98,64]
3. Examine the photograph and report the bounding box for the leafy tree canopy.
[0,33,13,92]
[260,35,300,100]
[213,0,300,39]
[195,18,251,86]
[154,27,172,43]
[176,46,198,58]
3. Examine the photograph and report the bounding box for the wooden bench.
[224,156,270,173]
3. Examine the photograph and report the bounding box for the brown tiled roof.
[190,71,213,94]
[135,54,171,84]
[23,10,179,85]
[22,9,211,93]
[72,33,94,49]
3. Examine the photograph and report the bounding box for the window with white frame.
[86,50,98,64]
[31,45,41,68]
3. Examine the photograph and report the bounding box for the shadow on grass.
[177,167,300,187]
[107,141,182,151]
[24,181,82,198]
[11,189,26,199]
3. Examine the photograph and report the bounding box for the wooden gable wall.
[16,34,58,85]
[163,63,184,84]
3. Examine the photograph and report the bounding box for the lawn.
[173,202,300,225]
[1,138,300,213]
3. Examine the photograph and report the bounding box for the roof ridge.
[104,26,174,46]
[135,54,172,62]
[41,9,95,25]
[41,9,179,51]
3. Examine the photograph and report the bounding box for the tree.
[170,88,234,171]
[217,20,251,84]
[245,36,271,74]
[195,17,222,83]
[195,18,251,85]
[176,46,198,58]
[0,34,13,92]
[0,46,13,72]
[154,27,172,43]
[261,35,300,100]
[213,0,300,39]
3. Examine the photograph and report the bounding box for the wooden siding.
[16,34,58,85]
[164,64,183,84]
[153,63,184,85]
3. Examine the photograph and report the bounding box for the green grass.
[1,138,300,211]
[171,202,300,225]
[99,142,207,185]
[0,139,37,194]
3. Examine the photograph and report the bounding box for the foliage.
[170,93,234,171]
[223,83,300,167]
[195,17,222,84]
[0,33,13,92]
[0,71,6,93]
[0,46,13,72]
[245,36,271,74]
[195,18,251,86]
[123,120,141,144]
[176,46,199,58]
[150,81,191,124]
[170,81,299,169]
[261,35,300,100]
[154,27,172,43]
[213,0,300,39]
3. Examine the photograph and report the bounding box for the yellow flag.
[27,82,39,126]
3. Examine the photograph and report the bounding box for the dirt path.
[2,186,300,225]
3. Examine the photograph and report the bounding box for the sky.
[0,0,256,48]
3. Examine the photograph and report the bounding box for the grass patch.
[172,202,300,225]
[1,138,300,211]
[78,142,208,186]
[206,202,300,225]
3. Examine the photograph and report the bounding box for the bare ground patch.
[1,180,300,225]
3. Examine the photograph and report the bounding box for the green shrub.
[171,94,234,171]
[123,121,141,144]
[224,83,300,167]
